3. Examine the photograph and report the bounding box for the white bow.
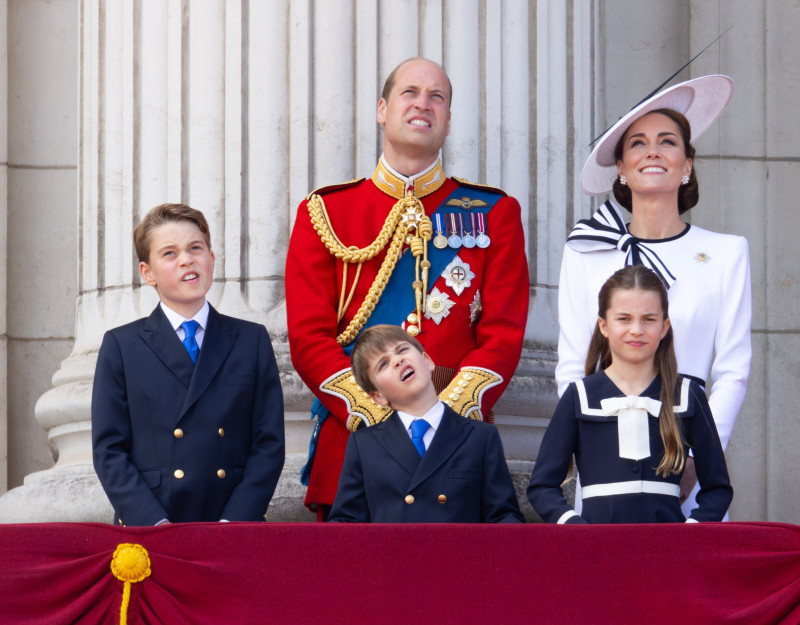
[600,395,662,460]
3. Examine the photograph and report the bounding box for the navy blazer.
[92,304,285,525]
[527,372,732,524]
[329,405,523,523]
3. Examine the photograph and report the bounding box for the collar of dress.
[372,155,446,199]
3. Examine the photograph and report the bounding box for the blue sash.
[300,183,504,486]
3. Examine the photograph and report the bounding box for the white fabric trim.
[581,480,680,499]
[575,379,605,416]
[674,376,690,413]
[556,510,579,525]
[685,518,699,524]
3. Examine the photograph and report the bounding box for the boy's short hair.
[351,325,424,393]
[134,203,212,263]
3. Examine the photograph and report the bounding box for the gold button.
[449,393,459,401]
[218,428,224,437]
[458,380,468,388]
[173,428,184,439]
[404,494,415,505]
[407,325,419,337]
[407,312,418,324]
[118,519,124,526]
[463,372,474,381]
[217,469,226,479]
[438,494,447,504]
[174,469,185,479]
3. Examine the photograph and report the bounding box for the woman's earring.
[619,174,627,186]
[682,174,690,185]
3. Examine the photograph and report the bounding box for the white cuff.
[556,510,579,524]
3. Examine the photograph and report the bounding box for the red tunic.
[286,166,529,508]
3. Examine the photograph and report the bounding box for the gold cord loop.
[308,192,431,346]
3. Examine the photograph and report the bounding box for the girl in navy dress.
[528,265,732,523]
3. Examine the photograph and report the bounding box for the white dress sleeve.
[555,244,595,397]
[706,235,752,450]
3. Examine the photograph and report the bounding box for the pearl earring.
[682,174,690,185]
[619,175,627,186]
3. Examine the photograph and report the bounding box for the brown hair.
[351,324,425,393]
[380,57,453,106]
[612,108,699,215]
[134,203,212,263]
[584,265,684,477]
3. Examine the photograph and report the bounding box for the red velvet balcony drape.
[1,522,799,625]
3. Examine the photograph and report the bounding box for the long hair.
[584,265,684,476]
[612,108,699,215]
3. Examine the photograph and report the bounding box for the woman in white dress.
[556,75,751,517]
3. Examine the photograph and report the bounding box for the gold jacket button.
[173,428,184,439]
[217,469,226,479]
[174,469,185,479]
[218,428,225,437]
[404,494,415,505]
[118,518,125,526]
[437,494,447,504]
[406,312,418,324]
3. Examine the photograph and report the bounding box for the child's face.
[597,288,670,369]
[139,220,215,318]
[366,340,436,409]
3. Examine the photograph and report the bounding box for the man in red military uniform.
[286,57,528,519]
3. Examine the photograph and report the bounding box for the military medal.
[476,212,490,248]
[447,213,462,248]
[424,287,455,324]
[443,256,475,296]
[433,213,448,249]
[469,290,483,326]
[462,214,477,248]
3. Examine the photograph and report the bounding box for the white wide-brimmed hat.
[580,74,734,196]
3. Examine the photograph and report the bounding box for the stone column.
[0,0,7,494]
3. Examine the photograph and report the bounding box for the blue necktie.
[410,419,430,457]
[181,320,200,364]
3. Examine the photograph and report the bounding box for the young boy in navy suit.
[329,325,522,523]
[92,203,285,525]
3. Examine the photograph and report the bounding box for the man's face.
[377,59,451,169]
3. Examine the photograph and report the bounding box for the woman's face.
[616,112,692,201]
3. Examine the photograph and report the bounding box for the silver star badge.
[424,287,455,325]
[443,255,475,296]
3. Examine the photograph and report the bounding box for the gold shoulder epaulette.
[451,177,509,197]
[306,178,366,200]
[438,367,503,421]
[320,369,392,431]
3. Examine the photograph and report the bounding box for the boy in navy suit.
[92,204,285,525]
[329,325,522,523]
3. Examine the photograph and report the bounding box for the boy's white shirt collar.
[397,400,445,434]
[160,300,210,348]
